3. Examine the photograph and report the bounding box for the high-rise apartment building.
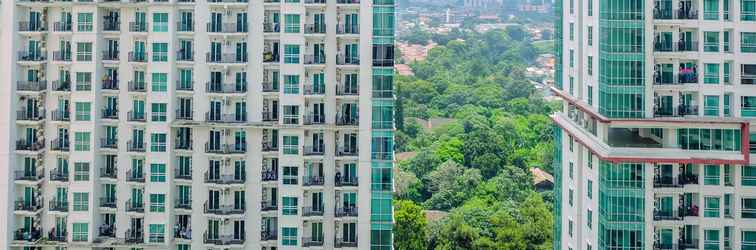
[554,0,756,249]
[0,0,396,249]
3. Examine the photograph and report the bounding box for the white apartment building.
[0,0,396,249]
[554,0,756,249]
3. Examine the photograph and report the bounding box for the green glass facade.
[371,1,395,249]
[598,0,646,118]
[555,0,564,90]
[553,127,563,250]
[598,161,645,250]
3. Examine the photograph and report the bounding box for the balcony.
[262,170,278,181]
[177,51,194,62]
[653,210,682,221]
[303,176,325,186]
[128,111,146,122]
[17,51,46,62]
[654,41,698,52]
[205,112,247,123]
[100,138,118,150]
[204,232,245,245]
[336,55,359,65]
[128,52,147,63]
[175,225,192,240]
[126,170,145,183]
[206,82,248,94]
[336,114,358,126]
[263,22,280,33]
[129,22,148,32]
[203,202,245,215]
[261,230,278,241]
[204,172,246,185]
[48,230,67,242]
[125,200,145,213]
[50,168,68,182]
[100,197,117,208]
[103,20,120,31]
[679,205,699,217]
[302,206,325,216]
[18,22,46,32]
[175,169,193,181]
[102,108,118,120]
[304,55,326,65]
[52,51,72,62]
[177,22,194,32]
[261,201,277,211]
[653,175,681,188]
[335,206,358,217]
[53,22,72,32]
[176,81,194,91]
[335,237,358,248]
[335,175,358,187]
[262,141,279,151]
[176,110,194,121]
[16,140,45,151]
[17,110,45,121]
[336,85,359,96]
[303,114,326,125]
[336,0,360,3]
[337,146,358,157]
[206,53,247,64]
[263,51,280,63]
[99,224,116,238]
[262,82,279,93]
[13,228,42,242]
[49,199,68,212]
[49,110,69,123]
[304,24,326,34]
[102,79,119,90]
[653,105,698,117]
[304,85,326,95]
[303,237,325,247]
[304,145,325,156]
[129,81,147,93]
[15,170,44,181]
[50,138,70,152]
[207,23,247,33]
[101,167,117,179]
[102,50,119,61]
[52,80,71,92]
[14,200,43,212]
[17,81,47,92]
[125,229,144,243]
[336,24,359,34]
[175,199,191,210]
[175,139,193,150]
[205,142,247,154]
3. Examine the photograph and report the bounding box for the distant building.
[530,168,555,192]
[464,0,503,10]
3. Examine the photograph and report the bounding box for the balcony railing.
[15,170,44,181]
[335,175,358,187]
[14,228,42,242]
[48,230,67,242]
[653,105,698,117]
[653,210,682,221]
[336,24,359,34]
[125,229,144,243]
[103,20,120,31]
[304,54,326,65]
[102,79,119,90]
[207,23,247,33]
[17,81,47,92]
[176,80,194,91]
[336,55,359,65]
[303,237,325,247]
[303,145,325,156]
[262,82,279,92]
[337,146,359,156]
[18,51,46,61]
[175,198,192,209]
[204,232,246,245]
[53,22,72,32]
[336,114,358,126]
[50,168,69,182]
[262,170,278,181]
[102,108,118,119]
[100,138,117,149]
[263,22,280,33]
[175,168,193,180]
[14,200,43,212]
[336,85,359,96]
[102,50,119,61]
[99,224,116,238]
[205,142,247,154]
[206,53,247,63]
[128,111,146,122]
[16,140,45,151]
[125,200,145,213]
[303,176,325,186]
[101,167,117,179]
[336,0,359,3]
[203,202,245,215]
[129,22,148,32]
[128,52,148,62]
[204,172,246,184]
[53,51,72,62]
[17,110,45,121]
[126,170,145,183]
[176,110,194,120]
[175,139,193,150]
[261,201,277,211]
[206,82,248,94]
[100,197,117,208]
[653,175,682,188]
[335,237,358,248]
[303,114,326,125]
[49,199,68,212]
[262,141,279,151]
[261,230,278,241]
[302,206,325,216]
[177,22,194,32]
[49,110,70,122]
[263,51,280,63]
[335,206,358,217]
[18,21,46,32]
[304,24,326,34]
[205,112,247,123]
[52,80,71,91]
[50,138,70,151]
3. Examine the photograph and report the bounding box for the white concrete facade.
[0,0,384,249]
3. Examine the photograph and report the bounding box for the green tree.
[394,200,429,250]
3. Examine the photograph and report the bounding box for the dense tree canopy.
[394,29,557,249]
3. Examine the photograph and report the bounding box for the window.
[77,13,92,31]
[742,32,756,52]
[704,32,720,52]
[587,209,592,229]
[704,0,720,19]
[284,75,299,94]
[569,49,574,67]
[568,219,573,237]
[150,164,166,182]
[587,179,593,199]
[177,244,191,250]
[283,135,299,154]
[76,42,92,61]
[73,192,89,211]
[151,73,167,92]
[74,132,90,151]
[283,105,299,125]
[153,13,168,32]
[704,95,720,116]
[587,152,593,168]
[588,0,593,16]
[74,162,89,181]
[568,188,574,206]
[149,224,165,243]
[587,85,593,105]
[152,43,168,62]
[743,231,756,250]
[75,102,91,121]
[284,14,300,33]
[705,164,721,185]
[744,0,756,21]
[284,44,300,64]
[569,162,574,179]
[151,103,167,121]
[282,227,297,246]
[705,196,720,217]
[705,63,720,84]
[705,229,720,250]
[744,165,756,186]
[283,166,298,185]
[677,128,741,151]
[743,198,756,218]
[149,194,165,212]
[75,72,91,91]
[569,23,574,41]
[72,223,88,241]
[150,133,166,152]
[282,197,298,215]
[569,0,574,13]
[587,56,593,75]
